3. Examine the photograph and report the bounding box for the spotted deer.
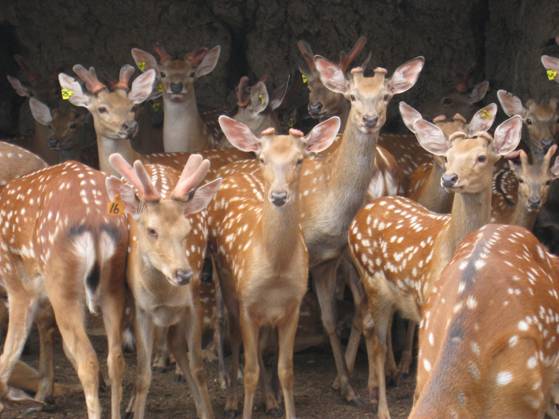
[211,115,340,418]
[0,141,47,186]
[0,161,129,418]
[348,115,522,418]
[130,43,221,152]
[218,55,424,402]
[105,153,220,419]
[411,224,559,418]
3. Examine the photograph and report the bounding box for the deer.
[347,113,522,418]
[0,160,129,418]
[130,43,221,153]
[212,115,340,418]
[0,141,47,186]
[105,153,220,419]
[410,223,559,418]
[216,54,425,403]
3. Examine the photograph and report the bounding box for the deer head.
[131,44,220,103]
[507,144,559,211]
[497,89,559,158]
[413,114,522,193]
[58,65,155,141]
[219,115,340,206]
[297,37,368,119]
[105,153,221,286]
[315,56,424,133]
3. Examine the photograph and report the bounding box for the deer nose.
[441,173,459,188]
[362,115,378,128]
[308,102,322,115]
[170,82,183,94]
[47,138,60,150]
[528,196,542,209]
[122,121,138,135]
[174,269,193,285]
[270,191,288,207]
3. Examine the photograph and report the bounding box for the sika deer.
[348,115,522,418]
[105,154,220,419]
[211,115,340,418]
[411,224,559,418]
[0,141,47,186]
[0,161,129,418]
[131,44,221,152]
[217,55,424,402]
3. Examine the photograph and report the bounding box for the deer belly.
[151,306,184,328]
[244,282,305,326]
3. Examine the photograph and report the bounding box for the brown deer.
[105,153,220,419]
[0,141,47,186]
[212,115,340,418]
[411,224,559,418]
[131,43,221,153]
[348,114,522,418]
[217,55,424,402]
[0,161,129,418]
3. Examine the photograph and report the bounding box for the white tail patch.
[72,231,97,314]
[99,229,117,264]
[368,171,387,199]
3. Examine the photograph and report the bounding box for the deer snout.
[174,269,193,285]
[122,121,138,137]
[528,196,542,210]
[362,114,378,129]
[48,138,61,150]
[308,102,323,116]
[270,190,288,207]
[441,173,459,188]
[170,82,184,94]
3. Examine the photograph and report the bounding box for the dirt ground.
[6,332,415,419]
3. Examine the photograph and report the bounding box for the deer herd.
[0,34,558,419]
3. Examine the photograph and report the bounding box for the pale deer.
[411,224,559,418]
[348,115,522,418]
[131,43,221,153]
[0,161,129,418]
[105,153,220,419]
[217,55,424,402]
[212,115,340,418]
[0,141,47,186]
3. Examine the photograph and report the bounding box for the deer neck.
[96,133,140,176]
[338,101,351,130]
[258,192,302,270]
[162,90,209,153]
[416,164,454,213]
[509,196,539,229]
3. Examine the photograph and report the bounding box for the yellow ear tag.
[152,100,161,111]
[301,73,309,85]
[61,88,74,100]
[107,195,125,216]
[258,94,265,105]
[137,61,146,72]
[156,82,164,93]
[547,69,558,81]
[479,109,491,120]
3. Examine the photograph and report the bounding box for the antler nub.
[154,42,172,63]
[114,64,136,91]
[108,153,161,202]
[172,154,211,200]
[340,36,367,72]
[186,48,208,67]
[72,64,107,94]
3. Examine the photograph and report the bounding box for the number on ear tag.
[107,195,125,216]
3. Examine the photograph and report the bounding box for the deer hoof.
[266,406,283,417]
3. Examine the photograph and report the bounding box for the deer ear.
[269,76,289,111]
[105,176,140,215]
[388,56,425,95]
[468,81,490,104]
[413,119,449,156]
[131,48,159,72]
[250,81,269,114]
[29,98,53,126]
[497,90,526,117]
[184,178,222,215]
[195,46,221,78]
[399,101,423,134]
[542,55,559,82]
[303,116,341,154]
[6,76,30,97]
[218,115,261,152]
[129,69,156,104]
[468,103,497,134]
[58,73,91,108]
[314,56,349,94]
[550,157,559,178]
[493,115,523,156]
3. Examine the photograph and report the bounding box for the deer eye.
[546,179,553,185]
[98,106,108,114]
[160,71,167,78]
[296,158,303,166]
[518,178,524,183]
[477,155,487,163]
[259,157,265,164]
[350,94,357,102]
[147,228,159,239]
[441,97,453,105]
[189,71,195,78]
[526,118,533,125]
[383,94,390,101]
[69,123,77,129]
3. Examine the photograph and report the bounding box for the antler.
[108,154,161,201]
[113,64,135,91]
[172,154,211,200]
[543,144,558,168]
[186,48,208,67]
[154,42,172,63]
[454,62,476,93]
[72,64,107,94]
[339,36,367,72]
[14,55,41,83]
[297,40,316,71]
[235,76,251,107]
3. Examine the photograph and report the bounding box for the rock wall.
[0,0,558,135]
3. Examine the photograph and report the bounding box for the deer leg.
[312,258,360,404]
[213,274,228,390]
[152,325,171,372]
[240,307,260,419]
[34,303,55,403]
[398,320,416,377]
[367,310,391,419]
[100,288,125,419]
[224,310,242,417]
[385,316,398,382]
[277,306,300,419]
[258,326,280,413]
[183,304,214,419]
[125,308,154,419]
[343,259,365,376]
